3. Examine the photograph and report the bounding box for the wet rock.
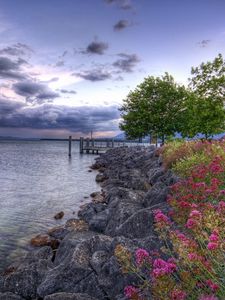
[44,292,98,300]
[54,211,64,220]
[95,173,108,183]
[30,234,52,247]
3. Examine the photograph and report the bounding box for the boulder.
[0,292,24,300]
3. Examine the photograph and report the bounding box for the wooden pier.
[79,137,128,154]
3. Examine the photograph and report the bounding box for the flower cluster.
[116,140,225,300]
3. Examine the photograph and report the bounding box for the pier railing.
[79,137,150,154]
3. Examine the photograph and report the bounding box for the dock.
[79,137,149,154]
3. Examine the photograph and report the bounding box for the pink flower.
[189,210,202,218]
[209,233,219,242]
[171,289,187,300]
[207,242,219,250]
[206,280,220,292]
[152,258,177,277]
[186,218,198,229]
[124,285,138,298]
[135,248,150,266]
[154,210,170,224]
[188,252,199,261]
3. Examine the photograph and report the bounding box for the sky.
[0,0,224,138]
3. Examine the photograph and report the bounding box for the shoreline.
[0,146,177,300]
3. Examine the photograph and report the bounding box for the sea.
[0,140,100,271]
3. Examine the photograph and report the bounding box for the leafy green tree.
[182,54,225,138]
[120,73,187,143]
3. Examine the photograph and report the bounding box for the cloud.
[198,40,211,48]
[84,40,109,55]
[0,43,33,57]
[113,53,140,72]
[104,0,132,10]
[0,56,28,80]
[58,89,77,94]
[13,80,59,104]
[74,69,112,81]
[113,20,130,31]
[0,97,120,133]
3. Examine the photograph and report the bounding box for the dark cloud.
[55,60,64,67]
[84,40,109,55]
[113,20,130,31]
[0,43,33,57]
[0,56,28,80]
[59,89,77,94]
[0,98,120,133]
[113,53,140,73]
[104,0,132,10]
[198,40,211,48]
[74,69,112,81]
[13,81,59,104]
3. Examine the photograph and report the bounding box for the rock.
[0,292,24,300]
[115,208,154,239]
[95,174,107,183]
[44,292,98,300]
[1,256,52,299]
[143,182,169,209]
[48,226,69,240]
[88,170,92,172]
[30,234,52,247]
[147,167,165,184]
[88,209,110,233]
[90,192,105,203]
[65,219,89,232]
[54,211,64,220]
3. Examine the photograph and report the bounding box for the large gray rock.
[0,292,24,300]
[115,208,154,239]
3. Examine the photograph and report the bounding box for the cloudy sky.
[0,0,224,138]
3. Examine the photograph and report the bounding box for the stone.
[30,234,52,247]
[0,292,24,300]
[44,292,98,300]
[95,174,108,183]
[54,211,64,220]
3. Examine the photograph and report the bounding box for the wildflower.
[135,248,150,266]
[154,210,170,224]
[189,210,202,218]
[152,258,177,277]
[187,252,199,261]
[205,280,220,292]
[207,242,219,250]
[186,218,198,229]
[209,233,219,242]
[171,289,187,300]
[124,285,138,298]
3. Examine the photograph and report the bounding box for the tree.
[120,73,187,142]
[182,54,225,138]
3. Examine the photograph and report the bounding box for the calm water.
[0,140,99,271]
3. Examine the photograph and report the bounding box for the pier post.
[86,138,90,153]
[68,136,72,157]
[80,137,84,154]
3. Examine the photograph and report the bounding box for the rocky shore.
[0,146,178,300]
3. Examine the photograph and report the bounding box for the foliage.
[120,54,225,141]
[181,54,225,139]
[119,73,187,141]
[115,140,225,300]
